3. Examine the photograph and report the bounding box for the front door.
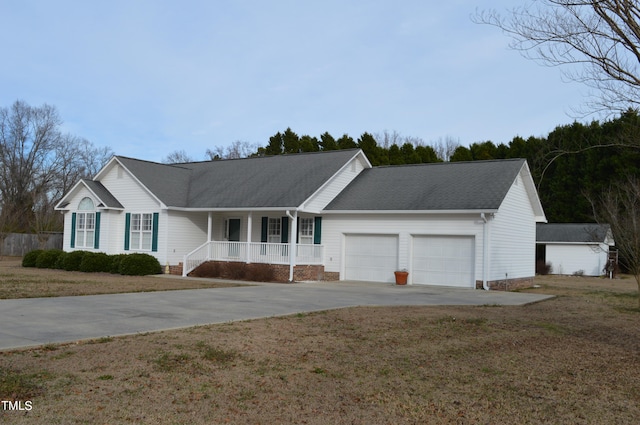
[228,219,240,242]
[228,218,241,257]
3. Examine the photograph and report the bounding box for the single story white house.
[55,149,547,289]
[536,223,615,276]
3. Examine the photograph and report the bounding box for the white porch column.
[246,212,253,263]
[207,212,213,260]
[207,212,213,242]
[287,210,298,282]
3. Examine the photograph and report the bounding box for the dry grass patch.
[0,274,639,423]
[0,257,243,299]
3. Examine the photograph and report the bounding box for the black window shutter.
[70,213,77,248]
[151,212,159,252]
[124,213,131,250]
[314,217,322,244]
[261,217,268,243]
[94,212,101,249]
[281,217,289,243]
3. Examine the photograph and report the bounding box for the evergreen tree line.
[258,129,443,165]
[252,111,640,223]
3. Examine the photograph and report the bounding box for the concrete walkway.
[0,280,553,351]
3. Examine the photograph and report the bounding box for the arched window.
[75,197,96,248]
[78,197,94,211]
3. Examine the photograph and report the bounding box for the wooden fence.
[0,233,63,257]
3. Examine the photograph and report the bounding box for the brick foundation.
[268,264,327,282]
[475,276,534,291]
[323,272,340,281]
[187,261,331,283]
[294,265,326,281]
[168,262,183,276]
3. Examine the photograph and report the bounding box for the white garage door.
[412,236,475,288]
[345,234,398,282]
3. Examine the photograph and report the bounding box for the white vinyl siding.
[489,170,537,281]
[163,211,208,266]
[545,244,608,276]
[344,234,399,282]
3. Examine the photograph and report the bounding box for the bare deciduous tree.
[205,141,259,160]
[0,100,112,233]
[430,136,461,162]
[374,130,403,150]
[475,1,640,114]
[50,134,113,201]
[0,101,61,231]
[590,176,640,307]
[162,149,195,164]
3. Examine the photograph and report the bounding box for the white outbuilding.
[536,223,615,276]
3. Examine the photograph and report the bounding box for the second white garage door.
[345,234,398,282]
[412,236,475,288]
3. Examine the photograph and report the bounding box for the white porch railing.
[183,241,324,276]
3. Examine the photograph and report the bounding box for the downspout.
[286,210,298,282]
[481,213,490,291]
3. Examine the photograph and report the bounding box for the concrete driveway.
[0,279,553,351]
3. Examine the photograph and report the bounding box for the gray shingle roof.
[82,180,123,209]
[116,149,361,208]
[325,158,526,211]
[536,223,611,243]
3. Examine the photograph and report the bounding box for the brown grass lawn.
[1,258,639,424]
[0,257,242,299]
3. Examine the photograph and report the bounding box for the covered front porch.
[181,211,324,279]
[183,241,323,276]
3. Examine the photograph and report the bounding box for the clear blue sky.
[0,0,590,162]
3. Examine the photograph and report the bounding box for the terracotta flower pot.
[394,271,408,285]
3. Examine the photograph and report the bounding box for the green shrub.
[54,251,68,269]
[118,253,161,276]
[22,250,44,267]
[109,254,127,274]
[62,250,88,271]
[35,249,64,269]
[79,252,112,273]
